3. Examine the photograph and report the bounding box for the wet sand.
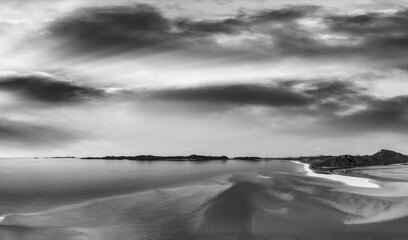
[1,159,408,239]
[346,164,408,182]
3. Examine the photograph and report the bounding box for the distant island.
[82,154,229,161]
[81,154,261,161]
[81,154,265,161]
[79,149,408,174]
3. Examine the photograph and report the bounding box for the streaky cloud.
[137,79,408,135]
[145,83,312,107]
[0,72,104,103]
[0,118,80,147]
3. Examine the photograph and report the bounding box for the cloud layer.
[46,3,408,66]
[140,79,408,135]
[0,1,408,156]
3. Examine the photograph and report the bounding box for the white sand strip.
[0,214,10,223]
[256,173,272,179]
[293,161,380,188]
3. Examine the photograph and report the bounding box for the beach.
[293,161,380,188]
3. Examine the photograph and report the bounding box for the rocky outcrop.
[307,149,408,173]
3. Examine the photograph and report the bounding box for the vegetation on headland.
[294,149,408,174]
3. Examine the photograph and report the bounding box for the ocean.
[1,158,408,240]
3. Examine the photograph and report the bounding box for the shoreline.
[292,161,380,188]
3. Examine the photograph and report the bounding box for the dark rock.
[306,149,408,173]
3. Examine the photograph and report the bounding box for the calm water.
[0,158,408,240]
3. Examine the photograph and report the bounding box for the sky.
[1,0,408,157]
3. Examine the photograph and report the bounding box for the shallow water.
[1,158,408,240]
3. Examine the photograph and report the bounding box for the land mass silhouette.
[298,149,408,173]
[80,149,408,174]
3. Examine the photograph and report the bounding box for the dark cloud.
[251,5,319,22]
[0,119,80,147]
[174,5,318,35]
[323,9,408,58]
[49,4,180,54]
[46,3,321,57]
[278,81,408,135]
[145,84,311,108]
[45,2,408,66]
[304,81,364,98]
[260,7,408,62]
[325,13,382,34]
[329,96,408,133]
[273,80,371,116]
[141,80,370,111]
[140,79,408,135]
[0,73,104,103]
[326,11,408,35]
[175,18,243,35]
[253,8,408,59]
[302,81,369,112]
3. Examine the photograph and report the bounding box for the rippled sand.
[1,160,408,239]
